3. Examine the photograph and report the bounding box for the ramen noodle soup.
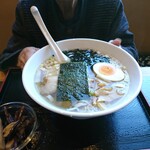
[35,49,130,112]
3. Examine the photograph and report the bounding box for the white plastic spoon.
[30,6,70,63]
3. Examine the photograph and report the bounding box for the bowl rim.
[0,101,37,149]
[22,38,143,119]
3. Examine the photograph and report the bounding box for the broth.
[35,49,130,112]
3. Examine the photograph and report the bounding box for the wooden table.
[0,71,5,82]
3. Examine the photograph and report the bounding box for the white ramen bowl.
[22,38,142,119]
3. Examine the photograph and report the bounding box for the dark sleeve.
[108,0,139,61]
[0,1,31,70]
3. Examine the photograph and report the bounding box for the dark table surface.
[0,69,150,150]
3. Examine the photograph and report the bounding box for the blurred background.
[0,0,150,56]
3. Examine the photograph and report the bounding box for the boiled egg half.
[93,62,125,82]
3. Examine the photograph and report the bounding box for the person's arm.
[0,1,31,70]
[108,0,139,60]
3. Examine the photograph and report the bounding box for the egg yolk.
[99,65,115,76]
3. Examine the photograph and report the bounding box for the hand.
[17,47,39,69]
[109,38,122,47]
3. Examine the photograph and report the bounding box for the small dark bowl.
[0,102,37,150]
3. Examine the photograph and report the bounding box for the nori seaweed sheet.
[56,62,90,101]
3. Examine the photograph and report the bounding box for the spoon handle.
[30,6,70,63]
